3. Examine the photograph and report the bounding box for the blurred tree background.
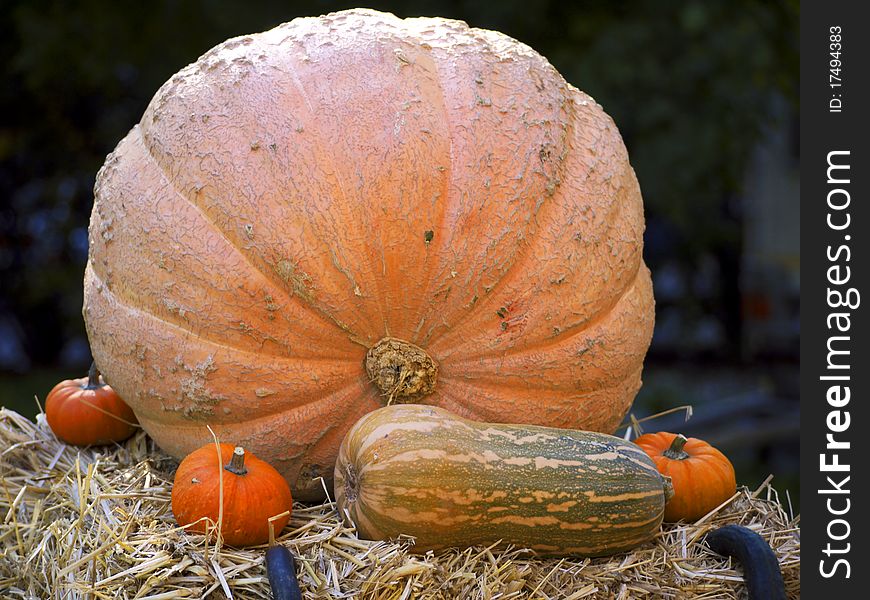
[0,1,799,501]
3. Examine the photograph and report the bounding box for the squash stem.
[662,475,675,502]
[225,446,248,475]
[662,434,690,460]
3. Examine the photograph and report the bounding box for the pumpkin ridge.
[425,101,630,357]
[85,270,368,428]
[391,23,575,349]
[136,126,362,342]
[548,364,640,429]
[441,264,648,368]
[433,364,642,431]
[437,363,642,399]
[86,266,362,371]
[85,259,341,361]
[278,55,388,337]
[139,375,373,439]
[402,32,462,345]
[419,109,574,350]
[88,133,361,359]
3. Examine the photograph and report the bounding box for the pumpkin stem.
[85,362,104,389]
[225,446,248,475]
[365,337,438,404]
[662,434,690,460]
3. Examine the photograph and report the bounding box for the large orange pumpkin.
[83,9,654,500]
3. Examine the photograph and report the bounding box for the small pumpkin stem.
[663,434,690,460]
[225,446,248,475]
[85,362,103,389]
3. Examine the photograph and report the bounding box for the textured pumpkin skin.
[83,9,654,500]
[634,432,736,522]
[45,372,138,446]
[335,405,670,556]
[171,443,293,546]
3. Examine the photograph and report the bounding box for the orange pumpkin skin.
[634,432,736,522]
[171,443,293,546]
[45,365,138,446]
[83,9,654,500]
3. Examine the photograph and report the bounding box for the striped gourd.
[335,405,673,557]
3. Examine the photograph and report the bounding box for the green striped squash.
[334,404,673,557]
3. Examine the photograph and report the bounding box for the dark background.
[801,2,865,592]
[0,1,799,503]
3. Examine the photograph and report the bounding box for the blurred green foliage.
[1,0,797,372]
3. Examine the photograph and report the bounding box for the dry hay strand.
[0,407,799,599]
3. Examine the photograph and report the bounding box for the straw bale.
[0,407,799,599]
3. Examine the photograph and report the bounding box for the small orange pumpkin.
[171,443,293,546]
[634,432,736,522]
[45,362,138,446]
